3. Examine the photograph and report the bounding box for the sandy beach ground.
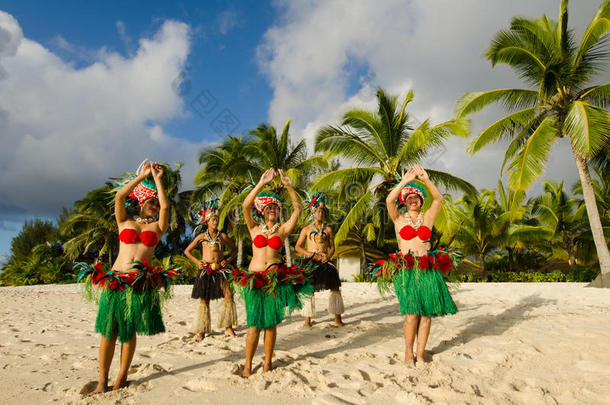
[0,282,609,405]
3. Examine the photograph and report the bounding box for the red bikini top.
[399,225,431,242]
[119,229,159,247]
[253,234,283,250]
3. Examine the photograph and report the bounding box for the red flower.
[294,274,304,284]
[418,255,432,269]
[375,268,382,277]
[405,254,415,268]
[434,253,452,274]
[231,268,241,276]
[253,276,265,289]
[94,262,103,272]
[240,275,249,287]
[373,259,386,266]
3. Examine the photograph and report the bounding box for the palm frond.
[455,89,538,118]
[564,101,610,157]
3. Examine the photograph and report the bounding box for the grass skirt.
[393,267,457,317]
[371,249,459,318]
[96,287,164,342]
[192,263,230,300]
[297,257,341,292]
[75,260,178,343]
[238,263,314,329]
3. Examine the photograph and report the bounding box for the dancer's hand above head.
[402,167,417,184]
[278,169,292,187]
[140,162,153,178]
[151,162,164,181]
[413,165,429,181]
[259,168,275,185]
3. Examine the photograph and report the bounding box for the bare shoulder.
[324,225,333,233]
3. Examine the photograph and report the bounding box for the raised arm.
[184,234,205,267]
[278,169,302,236]
[151,163,169,233]
[414,165,443,223]
[242,168,275,231]
[386,167,416,222]
[115,163,152,225]
[220,232,238,266]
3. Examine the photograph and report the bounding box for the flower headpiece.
[304,191,328,216]
[192,198,220,235]
[111,160,158,207]
[397,181,427,212]
[252,192,282,223]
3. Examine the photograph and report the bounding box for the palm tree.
[483,180,551,271]
[314,88,474,245]
[451,192,503,280]
[60,184,119,263]
[455,0,610,284]
[533,181,589,267]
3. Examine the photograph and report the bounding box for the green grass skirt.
[242,282,314,329]
[393,267,457,317]
[96,287,165,343]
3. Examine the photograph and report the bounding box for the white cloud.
[258,0,610,194]
[217,8,242,36]
[0,11,203,215]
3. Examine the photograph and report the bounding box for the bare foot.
[415,357,426,367]
[405,352,415,366]
[333,315,344,327]
[89,382,108,396]
[195,333,204,342]
[263,361,273,372]
[242,364,252,378]
[304,317,312,327]
[112,377,128,391]
[225,327,236,337]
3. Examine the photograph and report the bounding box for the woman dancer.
[185,198,238,341]
[240,168,313,377]
[374,165,457,366]
[76,161,178,393]
[295,191,344,327]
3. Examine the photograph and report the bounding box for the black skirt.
[191,270,225,300]
[301,260,341,292]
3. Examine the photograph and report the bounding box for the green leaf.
[467,107,543,154]
[564,101,610,157]
[575,1,610,68]
[507,116,557,190]
[334,189,374,244]
[455,89,538,118]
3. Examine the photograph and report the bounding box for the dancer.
[373,165,458,366]
[240,168,313,377]
[185,198,238,341]
[76,161,178,394]
[295,191,344,327]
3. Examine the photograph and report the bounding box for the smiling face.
[405,194,422,212]
[140,198,159,218]
[263,203,280,223]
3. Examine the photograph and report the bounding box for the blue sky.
[1,1,608,259]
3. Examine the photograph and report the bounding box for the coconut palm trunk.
[236,238,244,269]
[572,148,610,286]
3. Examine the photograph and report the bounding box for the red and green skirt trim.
[236,263,314,329]
[75,260,179,342]
[371,249,459,317]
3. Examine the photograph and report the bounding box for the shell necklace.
[204,229,221,245]
[135,216,155,224]
[404,212,424,229]
[260,223,280,236]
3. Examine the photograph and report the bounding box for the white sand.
[0,282,609,404]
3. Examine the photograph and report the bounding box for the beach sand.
[0,282,609,404]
